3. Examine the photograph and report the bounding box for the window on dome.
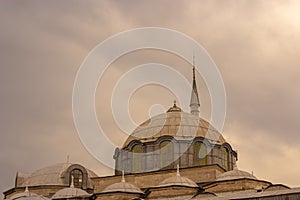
[193,141,207,166]
[70,169,83,188]
[221,147,229,171]
[160,141,174,169]
[132,144,143,172]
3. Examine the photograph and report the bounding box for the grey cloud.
[1,0,300,196]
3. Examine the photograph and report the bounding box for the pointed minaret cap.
[190,56,200,116]
[121,170,125,183]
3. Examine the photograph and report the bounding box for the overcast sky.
[1,0,300,197]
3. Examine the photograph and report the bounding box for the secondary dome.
[123,105,226,147]
[101,173,143,194]
[102,182,143,194]
[17,163,97,188]
[217,165,257,181]
[159,166,198,188]
[9,187,50,200]
[52,177,91,199]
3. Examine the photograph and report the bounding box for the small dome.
[18,163,97,187]
[52,187,90,199]
[52,177,91,199]
[101,173,143,194]
[22,163,71,186]
[159,165,198,188]
[217,165,257,181]
[9,187,50,200]
[102,182,143,194]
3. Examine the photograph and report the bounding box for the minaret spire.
[193,54,195,79]
[190,54,200,116]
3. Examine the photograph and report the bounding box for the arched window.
[132,144,143,172]
[193,141,207,166]
[70,169,83,188]
[160,141,174,169]
[221,147,229,171]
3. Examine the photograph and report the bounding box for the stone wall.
[93,165,225,193]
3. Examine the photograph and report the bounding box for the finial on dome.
[25,186,29,197]
[167,100,182,112]
[70,175,74,188]
[233,163,238,170]
[121,170,125,183]
[176,164,180,177]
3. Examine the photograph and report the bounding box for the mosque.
[3,66,300,200]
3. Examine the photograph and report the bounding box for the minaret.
[190,55,200,116]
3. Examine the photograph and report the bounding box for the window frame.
[159,140,174,169]
[221,146,229,171]
[70,169,84,188]
[193,141,207,166]
[132,144,143,172]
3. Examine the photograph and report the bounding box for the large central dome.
[113,67,237,175]
[114,103,236,175]
[123,103,226,148]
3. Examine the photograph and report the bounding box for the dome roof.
[123,108,226,147]
[101,173,143,194]
[9,188,50,200]
[52,179,91,199]
[18,163,97,187]
[102,182,143,194]
[159,166,198,188]
[217,165,257,181]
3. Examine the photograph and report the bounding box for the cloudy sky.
[1,0,300,197]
